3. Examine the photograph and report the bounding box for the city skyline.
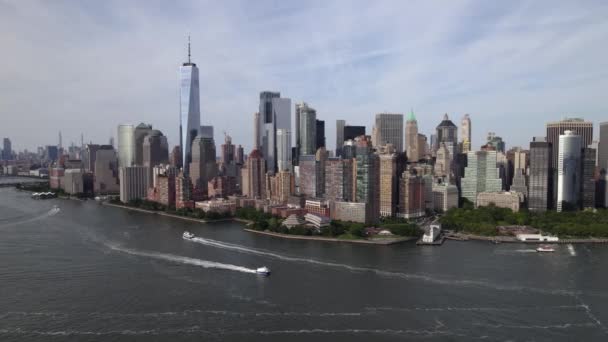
[2,1,608,152]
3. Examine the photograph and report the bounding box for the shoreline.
[447,232,608,244]
[101,202,242,224]
[244,228,416,245]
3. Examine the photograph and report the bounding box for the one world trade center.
[179,37,200,175]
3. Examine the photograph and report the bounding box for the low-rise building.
[304,213,331,229]
[195,198,236,214]
[63,169,84,195]
[283,214,306,229]
[516,234,559,242]
[330,201,370,224]
[422,224,441,243]
[304,198,330,217]
[432,182,459,212]
[476,191,522,212]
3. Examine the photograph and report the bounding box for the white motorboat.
[256,266,271,276]
[536,245,555,252]
[182,231,195,239]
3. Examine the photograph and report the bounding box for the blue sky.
[1,0,608,152]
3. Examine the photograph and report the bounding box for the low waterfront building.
[63,169,84,195]
[330,201,370,224]
[195,198,236,215]
[422,224,441,243]
[283,214,306,229]
[476,191,522,212]
[516,234,559,242]
[304,213,330,229]
[304,199,330,217]
[49,167,65,189]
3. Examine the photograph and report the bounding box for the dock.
[416,235,446,246]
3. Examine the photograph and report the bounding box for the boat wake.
[0,206,60,229]
[105,243,256,275]
[568,244,577,256]
[187,237,575,295]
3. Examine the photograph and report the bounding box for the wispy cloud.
[1,0,607,152]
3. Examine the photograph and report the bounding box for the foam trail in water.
[107,243,256,274]
[0,207,59,229]
[188,237,575,295]
[568,244,577,256]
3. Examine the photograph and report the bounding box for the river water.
[1,187,608,341]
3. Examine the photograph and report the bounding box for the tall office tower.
[436,114,458,154]
[117,124,135,167]
[461,150,503,205]
[119,166,149,203]
[58,131,63,155]
[374,113,404,152]
[94,147,119,194]
[511,169,528,199]
[379,152,405,217]
[316,120,325,150]
[295,103,303,155]
[179,37,201,174]
[298,102,317,156]
[45,145,59,162]
[342,140,357,160]
[170,146,182,168]
[343,125,366,141]
[417,134,428,159]
[485,132,505,153]
[598,122,608,172]
[220,133,235,164]
[236,145,244,164]
[398,169,425,219]
[405,110,419,162]
[143,130,169,187]
[581,147,596,209]
[82,144,100,172]
[190,135,217,199]
[335,120,345,157]
[461,114,472,152]
[434,143,451,178]
[315,147,327,197]
[557,131,582,212]
[133,123,153,165]
[496,152,510,191]
[547,118,593,171]
[259,91,291,174]
[253,112,261,149]
[2,138,11,160]
[142,130,169,169]
[276,129,292,172]
[325,158,354,201]
[430,134,438,153]
[199,125,213,139]
[355,138,380,223]
[529,137,552,211]
[245,149,266,199]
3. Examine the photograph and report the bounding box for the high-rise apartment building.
[259,91,291,173]
[355,139,380,223]
[557,131,582,212]
[398,170,425,219]
[325,157,354,201]
[298,155,318,198]
[461,150,503,204]
[298,102,317,156]
[244,149,266,199]
[374,113,404,152]
[405,110,419,162]
[379,153,403,217]
[528,137,552,211]
[179,39,201,174]
[119,166,149,203]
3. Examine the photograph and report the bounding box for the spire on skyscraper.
[188,35,191,64]
[407,108,416,122]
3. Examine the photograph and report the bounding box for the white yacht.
[256,266,271,276]
[182,231,195,240]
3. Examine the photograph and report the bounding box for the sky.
[1,0,608,153]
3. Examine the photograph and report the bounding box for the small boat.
[492,240,501,244]
[256,266,271,276]
[182,231,195,239]
[536,245,555,252]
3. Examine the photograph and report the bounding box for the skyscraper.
[405,110,419,162]
[547,118,592,170]
[398,169,425,219]
[94,147,119,194]
[335,120,345,157]
[298,102,317,156]
[220,133,235,164]
[379,152,404,217]
[133,123,153,165]
[581,147,596,209]
[190,135,217,199]
[529,137,552,211]
[119,166,149,203]
[179,37,201,175]
[461,114,472,152]
[259,91,291,174]
[143,130,169,187]
[374,113,403,152]
[436,114,458,159]
[276,128,292,172]
[315,120,325,150]
[2,138,12,160]
[117,124,134,168]
[325,157,354,201]
[598,122,608,172]
[355,138,380,223]
[461,150,503,205]
[244,149,266,199]
[557,131,582,212]
[485,132,506,153]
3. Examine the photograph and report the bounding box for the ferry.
[256,266,271,276]
[536,245,555,252]
[182,231,195,240]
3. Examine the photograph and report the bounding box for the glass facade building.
[180,59,201,175]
